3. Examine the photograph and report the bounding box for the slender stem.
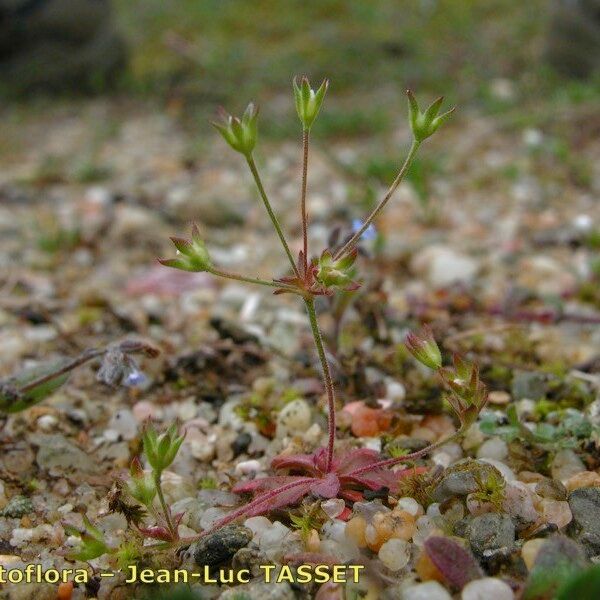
[300,129,310,271]
[155,472,177,538]
[18,348,105,394]
[347,427,465,477]
[334,139,421,260]
[178,477,313,543]
[246,155,300,278]
[209,267,296,291]
[304,298,336,473]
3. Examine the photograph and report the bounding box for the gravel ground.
[0,94,599,599]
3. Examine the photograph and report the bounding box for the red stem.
[300,129,309,271]
[346,428,464,478]
[186,477,313,540]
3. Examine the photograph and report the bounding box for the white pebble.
[385,379,406,402]
[477,438,508,461]
[276,399,312,437]
[37,414,58,432]
[461,577,514,600]
[378,538,411,571]
[57,503,74,515]
[199,507,229,530]
[234,459,262,476]
[321,498,345,519]
[396,497,423,517]
[404,581,452,600]
[244,516,272,538]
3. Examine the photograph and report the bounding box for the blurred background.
[1,0,599,363]
[1,0,599,131]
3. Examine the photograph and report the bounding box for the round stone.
[477,438,509,461]
[461,578,514,600]
[404,581,452,600]
[378,538,411,571]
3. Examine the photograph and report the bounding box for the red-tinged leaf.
[340,489,364,503]
[271,453,320,475]
[310,472,340,499]
[232,475,305,494]
[424,536,483,590]
[335,448,382,474]
[241,480,313,517]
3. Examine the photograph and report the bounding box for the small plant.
[0,339,159,413]
[66,422,187,564]
[159,77,483,539]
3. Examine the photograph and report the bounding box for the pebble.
[160,471,195,502]
[540,499,572,529]
[469,514,515,555]
[220,581,295,600]
[36,414,58,432]
[551,450,586,483]
[234,459,262,476]
[385,379,406,402]
[0,495,34,518]
[502,482,539,526]
[188,429,216,462]
[568,487,600,554]
[565,471,600,492]
[477,438,508,461]
[231,432,252,456]
[396,497,424,518]
[403,581,452,600]
[192,525,252,567]
[521,538,546,570]
[276,399,312,437]
[432,471,478,503]
[321,498,345,519]
[411,245,479,288]
[378,538,411,571]
[461,578,514,600]
[412,515,444,547]
[463,423,485,450]
[365,510,416,551]
[488,391,511,405]
[200,507,230,530]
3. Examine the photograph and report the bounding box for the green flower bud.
[405,326,442,370]
[407,90,454,142]
[127,456,157,506]
[315,249,359,290]
[212,103,259,156]
[293,76,329,131]
[158,223,212,272]
[142,423,185,475]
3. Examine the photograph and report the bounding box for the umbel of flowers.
[158,77,482,538]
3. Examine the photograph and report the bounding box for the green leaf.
[557,565,600,600]
[1,360,70,413]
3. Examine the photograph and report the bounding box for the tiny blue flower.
[352,219,377,241]
[124,367,148,389]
